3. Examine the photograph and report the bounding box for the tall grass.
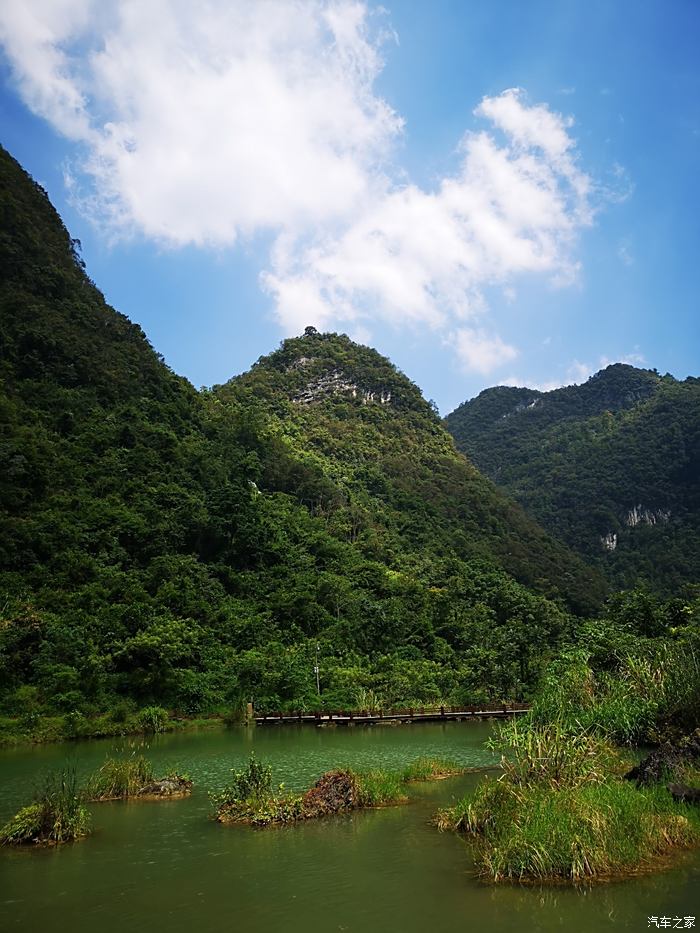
[491,720,619,787]
[1,768,90,845]
[437,719,700,882]
[439,776,700,882]
[354,769,407,806]
[86,755,155,800]
[531,640,700,744]
[401,757,464,782]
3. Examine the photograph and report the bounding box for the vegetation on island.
[85,753,192,801]
[213,753,463,826]
[0,767,90,846]
[86,754,155,800]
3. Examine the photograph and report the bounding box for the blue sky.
[0,0,698,413]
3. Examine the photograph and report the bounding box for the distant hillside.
[446,365,700,593]
[0,143,607,719]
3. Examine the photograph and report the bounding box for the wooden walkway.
[254,703,530,726]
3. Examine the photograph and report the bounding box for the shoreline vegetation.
[436,721,700,883]
[213,754,465,826]
[436,636,700,883]
[0,703,524,749]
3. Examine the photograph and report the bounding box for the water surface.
[1,721,698,932]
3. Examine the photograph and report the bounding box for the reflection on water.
[0,721,698,933]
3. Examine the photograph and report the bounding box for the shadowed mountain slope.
[446,366,700,593]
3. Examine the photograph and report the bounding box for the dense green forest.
[1,142,697,743]
[0,144,610,730]
[446,367,700,593]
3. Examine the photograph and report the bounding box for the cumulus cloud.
[263,87,595,368]
[0,1,599,375]
[451,328,518,374]
[0,0,401,243]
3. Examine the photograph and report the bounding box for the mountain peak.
[234,330,430,414]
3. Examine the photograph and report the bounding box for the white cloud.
[452,328,518,374]
[263,89,595,372]
[0,3,599,375]
[0,0,401,244]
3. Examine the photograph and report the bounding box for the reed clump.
[86,754,192,800]
[437,721,700,882]
[354,769,407,806]
[86,755,155,800]
[0,768,90,846]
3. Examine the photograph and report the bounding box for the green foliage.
[136,706,170,734]
[440,777,700,882]
[531,626,700,744]
[400,757,463,782]
[438,717,700,882]
[86,755,155,800]
[0,767,89,845]
[212,753,302,825]
[223,752,273,802]
[353,769,407,807]
[446,366,700,594]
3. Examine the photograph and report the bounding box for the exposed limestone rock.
[626,504,671,527]
[292,368,392,407]
[501,395,541,419]
[287,355,314,371]
[601,532,618,552]
[137,776,193,798]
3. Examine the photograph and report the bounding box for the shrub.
[136,706,169,733]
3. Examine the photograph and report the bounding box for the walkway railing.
[254,702,530,726]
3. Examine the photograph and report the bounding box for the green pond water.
[1,721,698,933]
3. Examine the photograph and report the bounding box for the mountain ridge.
[446,365,700,593]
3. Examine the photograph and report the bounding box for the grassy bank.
[437,720,700,882]
[214,754,464,826]
[0,708,228,748]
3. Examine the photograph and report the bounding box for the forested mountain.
[446,366,700,593]
[0,144,608,719]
